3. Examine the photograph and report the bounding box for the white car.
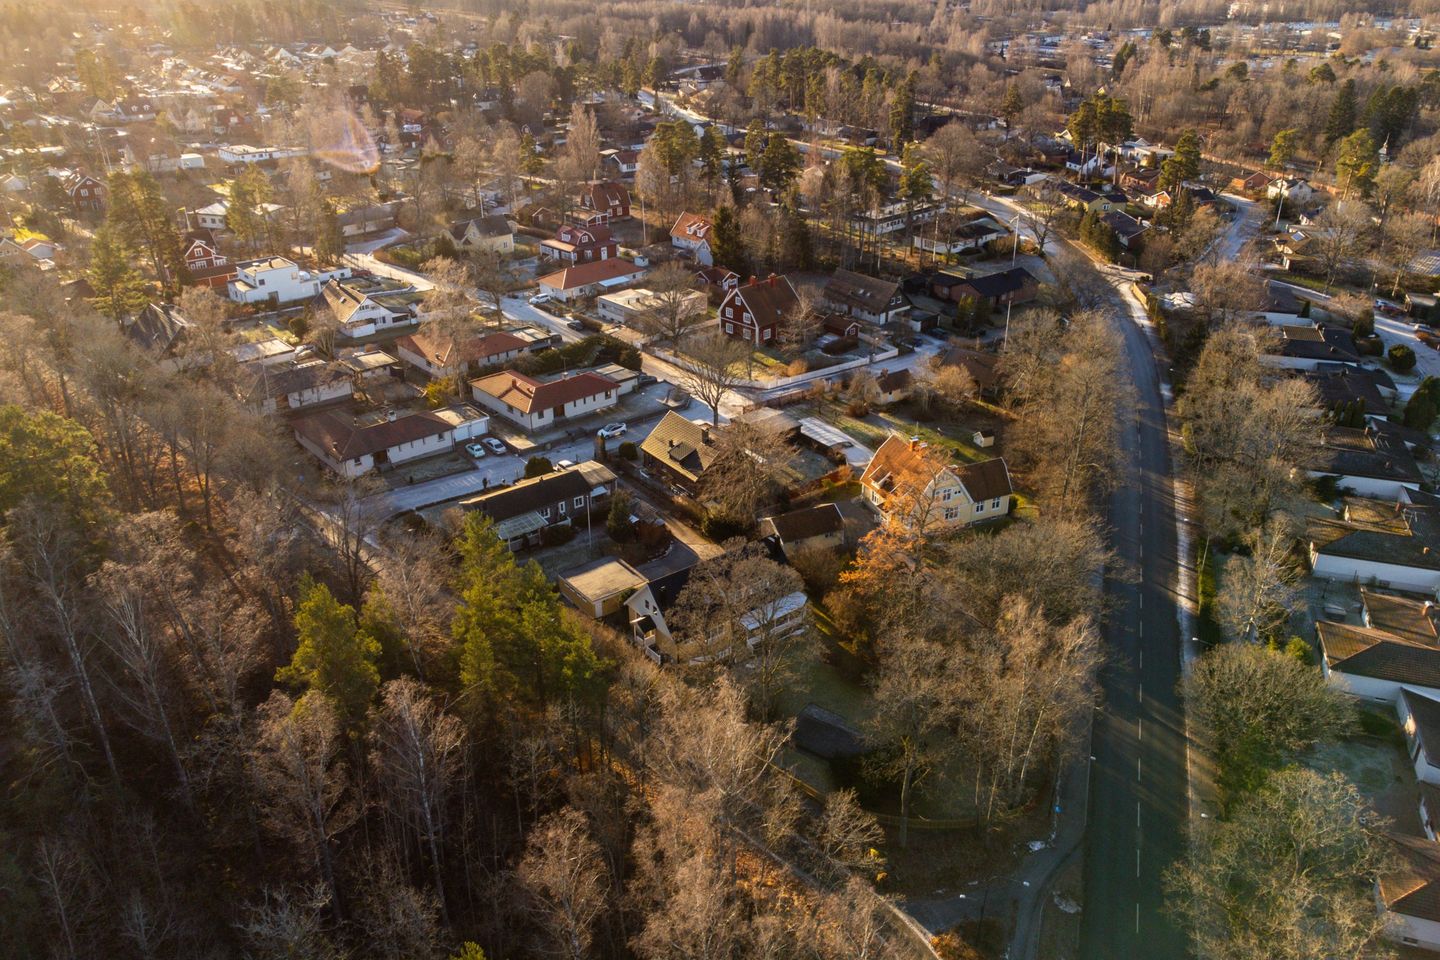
[464,442,487,458]
[529,293,552,306]
[556,459,577,469]
[597,422,628,439]
[483,437,508,455]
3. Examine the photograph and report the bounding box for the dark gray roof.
[460,469,591,522]
[760,503,844,544]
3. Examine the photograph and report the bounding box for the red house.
[540,223,618,265]
[63,173,106,214]
[178,231,235,289]
[718,275,801,345]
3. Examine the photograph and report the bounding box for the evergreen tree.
[1001,85,1025,132]
[780,202,814,270]
[1324,79,1357,144]
[1268,129,1299,170]
[1334,129,1378,198]
[698,125,726,186]
[1159,129,1201,193]
[276,577,382,730]
[758,133,801,194]
[710,204,748,275]
[314,199,344,266]
[888,72,917,148]
[744,119,767,171]
[87,224,148,320]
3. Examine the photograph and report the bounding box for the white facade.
[1384,907,1440,953]
[228,258,350,305]
[1321,658,1440,704]
[218,144,307,165]
[1400,693,1440,786]
[1311,550,1440,595]
[1303,471,1421,501]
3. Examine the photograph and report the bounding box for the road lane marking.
[1137,801,1141,829]
[1137,848,1141,877]
[1138,593,1143,610]
[1138,718,1143,740]
[1136,903,1140,933]
[1138,757,1142,781]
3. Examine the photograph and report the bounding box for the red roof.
[538,259,646,291]
[470,370,619,414]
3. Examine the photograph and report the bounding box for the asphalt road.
[1073,258,1190,960]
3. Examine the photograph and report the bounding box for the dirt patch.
[1304,730,1420,835]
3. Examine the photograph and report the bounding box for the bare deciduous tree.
[517,806,609,960]
[638,261,706,346]
[676,332,749,425]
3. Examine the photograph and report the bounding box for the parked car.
[529,293,552,306]
[636,373,658,386]
[597,422,628,438]
[464,442,487,458]
[567,319,586,331]
[483,437,508,455]
[556,459,576,469]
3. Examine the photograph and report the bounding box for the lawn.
[823,403,1001,464]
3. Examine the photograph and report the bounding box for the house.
[759,503,846,560]
[537,258,648,302]
[558,557,649,619]
[859,434,1013,529]
[1055,181,1125,213]
[1101,211,1149,249]
[124,302,192,358]
[394,329,529,379]
[469,370,620,432]
[177,231,234,288]
[540,223,617,264]
[447,215,515,254]
[63,173,105,213]
[670,211,715,266]
[217,144,307,165]
[823,314,862,339]
[1308,496,1440,594]
[931,267,1039,308]
[1304,425,1423,499]
[293,409,454,478]
[718,275,801,344]
[595,287,707,328]
[228,257,351,306]
[1267,177,1315,204]
[639,411,721,487]
[244,360,353,415]
[623,551,808,664]
[1263,322,1362,370]
[337,200,404,239]
[853,200,944,236]
[1229,170,1274,196]
[1317,611,1440,704]
[939,346,1004,397]
[1379,834,1440,951]
[459,461,617,549]
[1122,167,1163,193]
[1400,687,1440,786]
[823,269,908,325]
[579,181,631,222]
[912,212,1010,256]
[695,265,740,296]
[321,276,424,338]
[606,150,640,177]
[874,368,914,406]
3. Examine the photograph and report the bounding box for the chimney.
[767,273,778,286]
[386,409,397,421]
[748,275,758,286]
[909,436,926,451]
[700,424,712,444]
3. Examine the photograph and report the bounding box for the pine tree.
[1335,129,1378,198]
[314,199,344,265]
[1324,79,1357,144]
[1001,85,1025,132]
[87,225,149,320]
[710,204,748,275]
[276,577,382,729]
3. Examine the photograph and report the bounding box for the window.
[944,507,959,521]
[763,328,772,341]
[725,306,733,318]
[541,507,551,518]
[605,390,612,399]
[573,496,585,508]
[992,497,1002,508]
[976,502,985,513]
[725,323,733,334]
[558,500,567,515]
[941,489,952,502]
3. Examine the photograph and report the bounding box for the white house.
[245,360,352,415]
[469,370,620,432]
[859,435,1013,530]
[1380,834,1440,952]
[218,144,308,165]
[1266,177,1316,204]
[595,287,707,328]
[670,211,715,266]
[322,277,424,338]
[293,409,454,478]
[537,259,648,302]
[227,257,351,306]
[1400,687,1440,786]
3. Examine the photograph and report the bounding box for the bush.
[606,489,635,542]
[1352,313,1374,338]
[1389,343,1417,373]
[288,313,310,338]
[617,346,643,370]
[524,456,554,478]
[540,523,577,546]
[617,441,637,460]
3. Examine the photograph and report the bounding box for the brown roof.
[1364,590,1440,646]
[397,329,528,368]
[1381,833,1440,922]
[760,503,845,544]
[586,181,629,209]
[954,458,1014,502]
[537,258,645,291]
[730,275,800,326]
[939,346,1003,391]
[824,268,899,314]
[470,370,618,414]
[639,411,719,484]
[1317,620,1440,688]
[671,211,713,242]
[293,410,450,461]
[322,278,369,323]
